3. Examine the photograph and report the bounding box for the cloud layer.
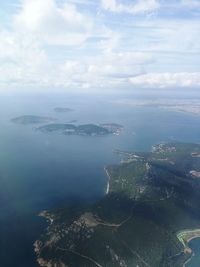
[14,0,93,45]
[130,73,200,88]
[0,0,199,91]
[101,0,159,15]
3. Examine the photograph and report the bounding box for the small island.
[34,142,200,267]
[11,115,55,125]
[54,107,73,113]
[36,123,123,136]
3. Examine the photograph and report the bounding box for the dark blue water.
[186,238,200,267]
[1,93,200,267]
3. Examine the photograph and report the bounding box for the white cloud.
[101,0,159,15]
[14,0,93,45]
[0,0,199,91]
[0,29,50,86]
[51,51,154,89]
[0,49,153,89]
[87,52,153,77]
[129,73,200,88]
[0,30,46,64]
[181,0,200,8]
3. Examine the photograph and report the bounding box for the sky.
[0,0,200,92]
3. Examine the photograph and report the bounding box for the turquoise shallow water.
[1,93,200,266]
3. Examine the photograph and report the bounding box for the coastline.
[39,210,54,225]
[104,167,110,194]
[177,229,200,267]
[177,229,200,247]
[183,236,200,267]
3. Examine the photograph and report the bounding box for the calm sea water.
[1,93,200,267]
[187,238,200,267]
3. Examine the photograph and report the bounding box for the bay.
[186,238,200,267]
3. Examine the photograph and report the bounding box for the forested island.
[11,115,55,125]
[36,123,123,136]
[54,108,73,113]
[34,142,200,267]
[11,115,123,137]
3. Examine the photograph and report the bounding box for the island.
[11,115,55,125]
[36,123,123,136]
[54,108,73,113]
[34,142,200,267]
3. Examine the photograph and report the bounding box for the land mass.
[36,123,123,136]
[54,108,73,113]
[114,99,200,116]
[11,115,55,125]
[34,142,200,266]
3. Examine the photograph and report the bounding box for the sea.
[186,238,200,267]
[0,92,200,267]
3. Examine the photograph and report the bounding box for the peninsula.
[35,142,200,266]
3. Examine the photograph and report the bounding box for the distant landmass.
[35,142,200,267]
[36,123,123,136]
[114,99,200,116]
[11,115,55,125]
[54,107,73,113]
[68,120,77,123]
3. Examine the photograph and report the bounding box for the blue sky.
[0,0,200,91]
